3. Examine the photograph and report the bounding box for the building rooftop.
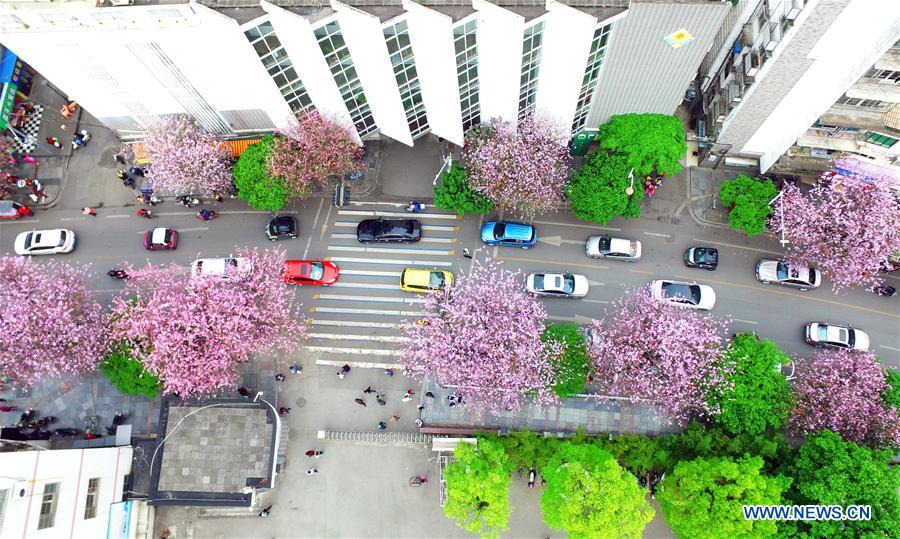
[148,397,276,507]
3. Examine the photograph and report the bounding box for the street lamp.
[433,147,452,186]
[769,190,789,247]
[625,167,635,195]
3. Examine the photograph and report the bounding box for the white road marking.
[587,279,605,286]
[330,282,400,291]
[691,238,784,257]
[308,333,410,343]
[315,359,403,369]
[314,293,425,304]
[582,299,609,304]
[310,307,423,317]
[880,345,900,352]
[329,245,454,256]
[311,198,325,229]
[304,346,402,356]
[733,318,760,325]
[136,227,207,234]
[349,201,407,207]
[0,219,39,225]
[329,256,453,268]
[531,219,621,232]
[643,232,670,238]
[311,320,401,329]
[337,209,460,220]
[339,269,402,277]
[329,233,456,243]
[302,236,312,260]
[60,217,86,222]
[548,314,596,323]
[536,235,585,247]
[105,214,131,219]
[334,221,458,232]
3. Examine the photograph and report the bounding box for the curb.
[685,166,732,230]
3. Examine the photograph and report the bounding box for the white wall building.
[0,0,734,146]
[0,446,139,539]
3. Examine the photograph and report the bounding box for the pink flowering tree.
[108,247,307,398]
[0,256,107,386]
[463,115,570,218]
[399,259,560,412]
[586,287,730,423]
[143,115,233,195]
[268,111,363,197]
[772,176,900,290]
[788,350,899,449]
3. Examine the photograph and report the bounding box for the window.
[572,23,614,134]
[315,20,377,138]
[245,19,314,114]
[0,488,9,532]
[384,20,430,139]
[864,132,899,148]
[865,68,900,83]
[84,478,100,520]
[518,21,545,120]
[454,19,481,132]
[37,483,59,530]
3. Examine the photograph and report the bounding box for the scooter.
[872,284,896,297]
[197,209,217,221]
[528,469,536,488]
[180,196,200,208]
[72,130,91,150]
[107,268,129,280]
[406,201,424,213]
[51,428,82,438]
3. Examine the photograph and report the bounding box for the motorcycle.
[528,469,536,489]
[72,130,91,150]
[197,209,217,221]
[107,268,129,280]
[180,196,200,208]
[51,428,82,438]
[137,209,153,219]
[872,284,896,297]
[406,201,424,213]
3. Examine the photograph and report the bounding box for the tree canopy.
[232,135,289,211]
[541,323,591,398]
[566,151,643,224]
[443,439,514,539]
[143,115,233,195]
[596,113,687,177]
[541,442,654,539]
[658,455,790,539]
[433,163,493,215]
[99,341,161,399]
[718,175,778,236]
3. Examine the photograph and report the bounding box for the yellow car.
[400,267,454,293]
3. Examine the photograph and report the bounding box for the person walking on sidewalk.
[462,248,472,259]
[307,468,319,475]
[354,398,366,407]
[258,505,272,517]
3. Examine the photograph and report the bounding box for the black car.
[684,247,719,270]
[356,218,421,243]
[266,215,298,241]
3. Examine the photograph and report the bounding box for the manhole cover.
[295,397,307,408]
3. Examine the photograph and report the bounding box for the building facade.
[0,0,734,146]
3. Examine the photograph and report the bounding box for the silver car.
[526,272,590,298]
[755,259,821,291]
[585,235,641,261]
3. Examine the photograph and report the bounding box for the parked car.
[586,235,641,261]
[755,259,821,290]
[650,279,716,310]
[480,221,536,248]
[683,247,719,270]
[191,257,253,281]
[400,267,454,293]
[143,227,178,250]
[804,322,869,352]
[266,215,298,241]
[356,218,421,243]
[0,200,32,219]
[283,260,339,285]
[526,272,589,298]
[14,229,75,256]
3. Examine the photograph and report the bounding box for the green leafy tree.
[658,455,790,539]
[718,175,778,236]
[232,136,289,211]
[99,341,161,398]
[707,333,794,435]
[433,163,493,215]
[783,430,899,538]
[444,439,513,538]
[662,421,794,476]
[484,431,563,474]
[596,113,687,177]
[541,442,654,538]
[567,151,643,224]
[541,323,590,398]
[882,369,900,408]
[603,434,670,474]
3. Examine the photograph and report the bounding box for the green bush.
[232,135,290,211]
[567,151,643,224]
[99,341,161,398]
[882,369,900,408]
[433,163,493,215]
[718,175,778,236]
[541,323,591,398]
[596,113,687,177]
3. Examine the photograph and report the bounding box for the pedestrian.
[416,403,425,411]
[116,169,129,180]
[390,412,400,422]
[305,449,323,458]
[384,368,394,377]
[376,395,386,406]
[415,418,424,428]
[289,364,302,375]
[341,364,351,374]
[363,386,375,394]
[354,398,366,407]
[275,373,285,382]
[425,391,435,399]
[307,468,318,475]
[212,192,224,203]
[82,207,96,216]
[46,136,62,149]
[402,394,411,403]
[22,155,38,165]
[278,407,291,415]
[237,387,249,398]
[377,421,387,430]
[337,370,345,380]
[115,154,128,166]
[462,247,472,259]
[258,505,272,517]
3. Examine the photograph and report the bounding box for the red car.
[284,260,339,285]
[0,201,32,219]
[143,227,178,250]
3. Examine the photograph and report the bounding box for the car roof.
[151,228,169,243]
[501,223,534,240]
[403,268,436,286]
[31,229,63,245]
[608,237,632,251]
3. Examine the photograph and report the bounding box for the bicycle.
[409,475,428,487]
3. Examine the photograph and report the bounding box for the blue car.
[480,221,537,249]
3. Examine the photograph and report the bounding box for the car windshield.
[24,233,35,249]
[663,283,699,305]
[533,274,545,289]
[561,274,575,294]
[429,272,445,289]
[57,231,67,247]
[845,329,854,346]
[309,263,324,280]
[697,248,717,263]
[224,259,238,276]
[776,262,789,280]
[599,236,611,251]
[495,223,506,238]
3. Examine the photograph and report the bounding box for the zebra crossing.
[305,205,463,368]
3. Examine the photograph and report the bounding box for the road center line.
[691,238,784,257]
[733,318,760,325]
[531,219,621,231]
[879,345,900,352]
[497,255,608,271]
[643,232,670,238]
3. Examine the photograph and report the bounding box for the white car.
[805,322,870,352]
[526,272,590,298]
[191,257,253,281]
[755,259,821,290]
[585,235,642,261]
[14,229,75,256]
[650,279,716,310]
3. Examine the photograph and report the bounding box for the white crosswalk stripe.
[314,293,426,304]
[328,245,455,256]
[311,320,403,329]
[310,307,423,316]
[338,209,461,220]
[330,233,456,243]
[330,256,453,267]
[308,333,410,343]
[305,346,403,356]
[329,282,400,290]
[338,269,402,277]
